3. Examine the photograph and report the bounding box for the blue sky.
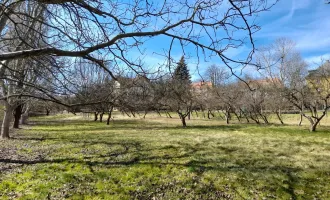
[124,0,330,80]
[254,0,330,66]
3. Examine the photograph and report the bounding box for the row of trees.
[2,1,330,138]
[71,41,330,132]
[0,0,279,139]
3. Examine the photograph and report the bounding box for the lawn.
[0,113,330,199]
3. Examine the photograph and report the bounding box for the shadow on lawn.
[0,155,301,199]
[1,136,303,199]
[4,119,324,199]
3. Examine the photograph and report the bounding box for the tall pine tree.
[173,56,191,85]
[171,56,192,127]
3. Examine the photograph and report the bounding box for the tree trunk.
[260,114,269,124]
[181,116,187,127]
[224,111,230,124]
[233,111,241,122]
[209,110,215,117]
[99,112,104,122]
[1,104,13,139]
[94,112,98,121]
[106,107,113,125]
[46,108,50,116]
[143,110,147,119]
[298,114,303,126]
[309,123,318,132]
[166,111,172,118]
[188,111,191,120]
[178,112,187,127]
[13,104,22,128]
[276,109,284,125]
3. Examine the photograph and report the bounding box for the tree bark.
[106,106,113,125]
[99,112,104,122]
[225,111,230,124]
[13,104,22,128]
[178,112,187,127]
[298,114,303,126]
[1,103,13,139]
[233,111,241,122]
[276,109,284,125]
[310,123,318,132]
[165,111,172,118]
[94,112,98,121]
[46,108,50,116]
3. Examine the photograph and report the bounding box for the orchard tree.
[256,38,330,132]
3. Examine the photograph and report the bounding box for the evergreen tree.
[173,56,191,85]
[170,56,192,127]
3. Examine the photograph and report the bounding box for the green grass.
[1,113,330,199]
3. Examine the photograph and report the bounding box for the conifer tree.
[170,56,192,127]
[173,56,191,85]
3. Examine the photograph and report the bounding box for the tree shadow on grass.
[0,137,306,199]
[4,119,326,199]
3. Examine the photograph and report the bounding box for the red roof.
[191,81,212,89]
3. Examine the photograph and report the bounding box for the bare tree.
[0,0,278,78]
[257,38,330,132]
[0,0,279,138]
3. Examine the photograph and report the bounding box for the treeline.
[69,40,330,132]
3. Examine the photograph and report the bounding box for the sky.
[123,0,330,80]
[254,0,330,67]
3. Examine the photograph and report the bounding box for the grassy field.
[0,113,330,199]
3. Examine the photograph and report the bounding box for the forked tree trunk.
[13,104,23,128]
[305,112,326,132]
[178,112,187,127]
[1,104,13,139]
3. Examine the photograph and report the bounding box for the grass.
[0,112,330,199]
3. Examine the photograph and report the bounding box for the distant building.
[191,80,212,90]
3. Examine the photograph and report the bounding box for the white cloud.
[305,53,330,68]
